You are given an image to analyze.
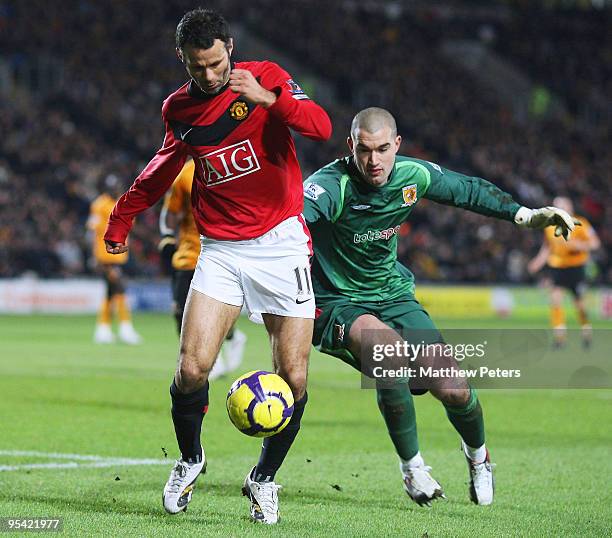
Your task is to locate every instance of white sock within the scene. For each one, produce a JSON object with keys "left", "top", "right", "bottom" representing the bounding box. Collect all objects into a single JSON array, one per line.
[
  {"left": 400, "top": 451, "right": 425, "bottom": 472},
  {"left": 463, "top": 441, "right": 487, "bottom": 464}
]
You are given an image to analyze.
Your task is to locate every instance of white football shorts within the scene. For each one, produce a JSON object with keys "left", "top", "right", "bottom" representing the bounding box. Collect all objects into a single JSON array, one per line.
[{"left": 190, "top": 215, "right": 315, "bottom": 323}]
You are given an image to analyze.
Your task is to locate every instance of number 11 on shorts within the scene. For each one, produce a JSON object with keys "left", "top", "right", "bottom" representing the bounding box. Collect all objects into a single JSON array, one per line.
[{"left": 294, "top": 266, "right": 312, "bottom": 304}]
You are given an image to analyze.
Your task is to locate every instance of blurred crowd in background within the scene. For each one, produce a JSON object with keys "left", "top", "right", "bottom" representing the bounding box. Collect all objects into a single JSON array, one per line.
[{"left": 1, "top": 0, "right": 609, "bottom": 283}]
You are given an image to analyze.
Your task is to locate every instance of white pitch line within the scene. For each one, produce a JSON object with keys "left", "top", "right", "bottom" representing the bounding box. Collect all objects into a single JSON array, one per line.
[
  {"left": 0, "top": 459, "right": 168, "bottom": 472},
  {"left": 0, "top": 450, "right": 168, "bottom": 472},
  {"left": 0, "top": 450, "right": 107, "bottom": 461}
]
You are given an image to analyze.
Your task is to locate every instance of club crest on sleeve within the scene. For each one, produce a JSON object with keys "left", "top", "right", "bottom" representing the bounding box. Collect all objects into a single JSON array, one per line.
[
  {"left": 304, "top": 182, "right": 326, "bottom": 200},
  {"left": 401, "top": 184, "right": 418, "bottom": 207},
  {"left": 229, "top": 101, "right": 249, "bottom": 121}
]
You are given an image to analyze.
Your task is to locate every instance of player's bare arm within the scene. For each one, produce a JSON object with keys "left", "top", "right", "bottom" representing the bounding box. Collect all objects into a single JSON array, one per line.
[{"left": 229, "top": 69, "right": 277, "bottom": 107}]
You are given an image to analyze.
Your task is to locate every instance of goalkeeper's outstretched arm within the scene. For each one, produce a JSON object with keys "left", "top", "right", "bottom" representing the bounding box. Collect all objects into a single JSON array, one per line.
[{"left": 423, "top": 166, "right": 580, "bottom": 240}]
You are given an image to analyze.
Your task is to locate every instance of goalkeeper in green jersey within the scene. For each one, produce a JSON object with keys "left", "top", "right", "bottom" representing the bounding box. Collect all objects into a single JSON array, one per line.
[{"left": 303, "top": 107, "right": 577, "bottom": 507}]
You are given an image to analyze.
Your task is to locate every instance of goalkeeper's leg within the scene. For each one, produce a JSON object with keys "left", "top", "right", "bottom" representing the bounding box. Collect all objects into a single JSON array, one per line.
[
  {"left": 376, "top": 384, "right": 444, "bottom": 505},
  {"left": 376, "top": 385, "right": 419, "bottom": 462},
  {"left": 347, "top": 314, "right": 444, "bottom": 505},
  {"left": 425, "top": 359, "right": 494, "bottom": 506}
]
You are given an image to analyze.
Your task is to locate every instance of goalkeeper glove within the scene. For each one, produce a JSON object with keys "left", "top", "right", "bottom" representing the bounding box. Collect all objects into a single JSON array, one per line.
[
  {"left": 514, "top": 206, "right": 581, "bottom": 240},
  {"left": 158, "top": 234, "right": 177, "bottom": 275}
]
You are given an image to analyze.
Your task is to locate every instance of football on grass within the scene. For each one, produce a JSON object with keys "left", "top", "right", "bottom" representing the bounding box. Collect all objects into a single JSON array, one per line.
[{"left": 226, "top": 370, "right": 294, "bottom": 437}]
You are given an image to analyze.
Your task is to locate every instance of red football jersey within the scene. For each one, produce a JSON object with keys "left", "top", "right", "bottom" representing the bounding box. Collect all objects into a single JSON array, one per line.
[{"left": 104, "top": 61, "right": 331, "bottom": 242}]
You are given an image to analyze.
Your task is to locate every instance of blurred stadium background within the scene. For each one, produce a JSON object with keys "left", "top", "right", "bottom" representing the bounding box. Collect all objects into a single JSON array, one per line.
[{"left": 0, "top": 0, "right": 610, "bottom": 321}]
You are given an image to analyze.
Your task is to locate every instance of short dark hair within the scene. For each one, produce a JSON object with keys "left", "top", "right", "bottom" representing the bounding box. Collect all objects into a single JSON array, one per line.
[
  {"left": 176, "top": 8, "right": 231, "bottom": 50},
  {"left": 351, "top": 107, "right": 397, "bottom": 139}
]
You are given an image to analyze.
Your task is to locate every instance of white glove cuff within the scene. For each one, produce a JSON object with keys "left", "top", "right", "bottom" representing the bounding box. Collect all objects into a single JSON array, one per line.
[{"left": 514, "top": 206, "right": 533, "bottom": 226}]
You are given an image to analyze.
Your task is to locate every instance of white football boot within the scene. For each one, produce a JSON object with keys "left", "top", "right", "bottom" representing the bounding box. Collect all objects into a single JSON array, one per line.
[
  {"left": 401, "top": 457, "right": 445, "bottom": 506},
  {"left": 242, "top": 467, "right": 282, "bottom": 524},
  {"left": 93, "top": 324, "right": 115, "bottom": 344},
  {"left": 162, "top": 453, "right": 206, "bottom": 514},
  {"left": 118, "top": 322, "right": 142, "bottom": 345},
  {"left": 224, "top": 329, "right": 247, "bottom": 371},
  {"left": 463, "top": 443, "right": 495, "bottom": 505}
]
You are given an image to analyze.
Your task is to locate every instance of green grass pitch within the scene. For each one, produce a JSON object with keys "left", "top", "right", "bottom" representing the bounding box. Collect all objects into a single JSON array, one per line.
[{"left": 0, "top": 313, "right": 610, "bottom": 537}]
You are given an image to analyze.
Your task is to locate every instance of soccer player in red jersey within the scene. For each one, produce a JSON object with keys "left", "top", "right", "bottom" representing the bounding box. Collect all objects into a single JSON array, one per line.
[{"left": 103, "top": 8, "right": 331, "bottom": 523}]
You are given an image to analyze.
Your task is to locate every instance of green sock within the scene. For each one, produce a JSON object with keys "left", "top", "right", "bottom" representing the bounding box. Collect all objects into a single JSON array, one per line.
[
  {"left": 376, "top": 385, "right": 419, "bottom": 460},
  {"left": 444, "top": 387, "right": 485, "bottom": 449}
]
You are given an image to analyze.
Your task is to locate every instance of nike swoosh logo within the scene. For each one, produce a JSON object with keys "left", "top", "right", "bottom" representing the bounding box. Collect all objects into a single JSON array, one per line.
[
  {"left": 295, "top": 297, "right": 312, "bottom": 304},
  {"left": 180, "top": 127, "right": 194, "bottom": 141},
  {"left": 351, "top": 205, "right": 371, "bottom": 210}
]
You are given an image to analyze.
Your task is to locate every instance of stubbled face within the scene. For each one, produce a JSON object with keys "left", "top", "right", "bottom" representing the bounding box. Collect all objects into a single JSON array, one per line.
[
  {"left": 348, "top": 126, "right": 401, "bottom": 187},
  {"left": 177, "top": 38, "right": 233, "bottom": 94}
]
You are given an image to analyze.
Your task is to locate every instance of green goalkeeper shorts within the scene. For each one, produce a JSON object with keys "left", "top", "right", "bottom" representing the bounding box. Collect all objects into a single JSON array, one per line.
[{"left": 313, "top": 294, "right": 442, "bottom": 373}]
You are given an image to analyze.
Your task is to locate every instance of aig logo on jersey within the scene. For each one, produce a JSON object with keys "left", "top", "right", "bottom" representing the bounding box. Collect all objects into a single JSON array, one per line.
[
  {"left": 199, "top": 140, "right": 261, "bottom": 186},
  {"left": 401, "top": 184, "right": 418, "bottom": 207}
]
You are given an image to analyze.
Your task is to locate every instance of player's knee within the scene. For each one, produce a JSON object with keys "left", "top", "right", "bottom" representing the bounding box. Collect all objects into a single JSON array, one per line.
[
  {"left": 176, "top": 359, "right": 209, "bottom": 392},
  {"left": 290, "top": 377, "right": 308, "bottom": 400},
  {"left": 278, "top": 368, "right": 307, "bottom": 400},
  {"left": 436, "top": 387, "right": 470, "bottom": 408}
]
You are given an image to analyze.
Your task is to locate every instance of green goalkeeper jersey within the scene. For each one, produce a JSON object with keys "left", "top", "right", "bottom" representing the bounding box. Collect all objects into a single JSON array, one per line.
[{"left": 303, "top": 155, "right": 521, "bottom": 303}]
